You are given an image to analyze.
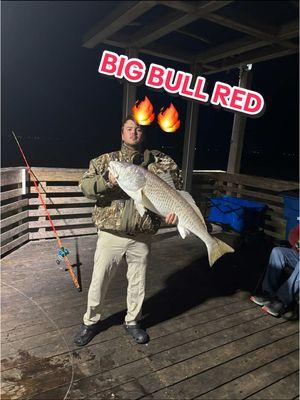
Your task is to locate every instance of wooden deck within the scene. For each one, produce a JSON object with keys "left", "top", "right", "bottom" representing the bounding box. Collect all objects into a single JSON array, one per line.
[{"left": 1, "top": 230, "right": 299, "bottom": 400}]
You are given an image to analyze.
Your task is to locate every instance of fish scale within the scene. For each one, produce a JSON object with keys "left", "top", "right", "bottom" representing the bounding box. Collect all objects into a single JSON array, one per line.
[
  {"left": 108, "top": 161, "right": 234, "bottom": 266},
  {"left": 143, "top": 170, "right": 200, "bottom": 234}
]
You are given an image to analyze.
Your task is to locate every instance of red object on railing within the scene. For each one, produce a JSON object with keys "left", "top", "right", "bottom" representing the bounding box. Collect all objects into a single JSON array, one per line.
[{"left": 11, "top": 131, "right": 81, "bottom": 292}]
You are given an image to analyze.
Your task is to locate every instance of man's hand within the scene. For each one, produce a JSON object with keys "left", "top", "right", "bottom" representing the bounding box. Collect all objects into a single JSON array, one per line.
[
  {"left": 108, "top": 172, "right": 118, "bottom": 187},
  {"left": 165, "top": 213, "right": 177, "bottom": 225}
]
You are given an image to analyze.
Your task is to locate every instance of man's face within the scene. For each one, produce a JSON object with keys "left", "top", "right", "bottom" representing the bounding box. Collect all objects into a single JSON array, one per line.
[{"left": 121, "top": 119, "right": 143, "bottom": 146}]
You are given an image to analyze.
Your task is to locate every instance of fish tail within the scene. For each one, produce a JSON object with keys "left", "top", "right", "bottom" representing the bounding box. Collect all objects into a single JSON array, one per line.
[{"left": 206, "top": 237, "right": 234, "bottom": 267}]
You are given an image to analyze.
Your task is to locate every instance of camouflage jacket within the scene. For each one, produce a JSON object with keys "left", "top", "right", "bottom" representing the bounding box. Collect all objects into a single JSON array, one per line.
[{"left": 79, "top": 142, "right": 183, "bottom": 235}]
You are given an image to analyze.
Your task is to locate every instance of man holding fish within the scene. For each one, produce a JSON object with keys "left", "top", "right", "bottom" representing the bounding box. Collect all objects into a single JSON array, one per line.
[
  {"left": 74, "top": 115, "right": 233, "bottom": 346},
  {"left": 74, "top": 115, "right": 182, "bottom": 345}
]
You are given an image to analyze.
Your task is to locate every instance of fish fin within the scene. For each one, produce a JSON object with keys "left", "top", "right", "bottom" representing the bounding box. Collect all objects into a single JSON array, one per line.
[
  {"left": 134, "top": 189, "right": 146, "bottom": 217},
  {"left": 135, "top": 202, "right": 146, "bottom": 217},
  {"left": 157, "top": 172, "right": 176, "bottom": 189},
  {"left": 206, "top": 238, "right": 234, "bottom": 267},
  {"left": 178, "top": 190, "right": 207, "bottom": 228},
  {"left": 177, "top": 224, "right": 190, "bottom": 239}
]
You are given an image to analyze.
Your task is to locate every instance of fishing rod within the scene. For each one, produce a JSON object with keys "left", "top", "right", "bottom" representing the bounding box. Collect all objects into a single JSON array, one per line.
[{"left": 12, "top": 131, "right": 81, "bottom": 292}]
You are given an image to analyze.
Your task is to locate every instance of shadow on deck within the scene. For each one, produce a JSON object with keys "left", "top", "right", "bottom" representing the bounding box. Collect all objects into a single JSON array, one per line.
[{"left": 1, "top": 230, "right": 299, "bottom": 399}]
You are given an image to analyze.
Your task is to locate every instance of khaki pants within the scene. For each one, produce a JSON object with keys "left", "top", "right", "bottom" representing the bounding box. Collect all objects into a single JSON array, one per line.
[{"left": 83, "top": 230, "right": 152, "bottom": 326}]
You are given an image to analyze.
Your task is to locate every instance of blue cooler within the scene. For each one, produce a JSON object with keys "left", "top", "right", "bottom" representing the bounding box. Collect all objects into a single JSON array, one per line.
[
  {"left": 208, "top": 195, "right": 266, "bottom": 233},
  {"left": 283, "top": 195, "right": 299, "bottom": 239}
]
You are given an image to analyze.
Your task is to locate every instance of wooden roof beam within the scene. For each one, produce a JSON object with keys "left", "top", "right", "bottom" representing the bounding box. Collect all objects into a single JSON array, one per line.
[
  {"left": 103, "top": 36, "right": 195, "bottom": 64},
  {"left": 99, "top": 15, "right": 298, "bottom": 55},
  {"left": 203, "top": 46, "right": 298, "bottom": 75},
  {"left": 130, "top": 1, "right": 233, "bottom": 48},
  {"left": 195, "top": 16, "right": 299, "bottom": 65},
  {"left": 278, "top": 19, "right": 299, "bottom": 40},
  {"left": 157, "top": 1, "right": 197, "bottom": 14},
  {"left": 139, "top": 42, "right": 195, "bottom": 64},
  {"left": 196, "top": 37, "right": 268, "bottom": 64},
  {"left": 176, "top": 29, "right": 212, "bottom": 44},
  {"left": 203, "top": 13, "right": 297, "bottom": 50},
  {"left": 160, "top": 1, "right": 297, "bottom": 50},
  {"left": 82, "top": 1, "right": 157, "bottom": 49}
]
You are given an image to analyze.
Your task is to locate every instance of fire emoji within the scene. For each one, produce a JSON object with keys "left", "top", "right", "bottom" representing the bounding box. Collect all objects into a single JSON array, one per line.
[
  {"left": 157, "top": 103, "right": 180, "bottom": 133},
  {"left": 132, "top": 96, "right": 155, "bottom": 125}
]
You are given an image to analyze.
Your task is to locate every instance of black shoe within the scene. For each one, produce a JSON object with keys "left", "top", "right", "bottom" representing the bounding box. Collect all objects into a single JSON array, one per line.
[
  {"left": 281, "top": 307, "right": 299, "bottom": 321},
  {"left": 262, "top": 299, "right": 288, "bottom": 317},
  {"left": 124, "top": 323, "right": 149, "bottom": 344},
  {"left": 250, "top": 293, "right": 272, "bottom": 307},
  {"left": 74, "top": 323, "right": 99, "bottom": 346}
]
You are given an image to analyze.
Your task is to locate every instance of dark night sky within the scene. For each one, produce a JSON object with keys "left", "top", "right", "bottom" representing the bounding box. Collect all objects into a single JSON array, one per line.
[{"left": 1, "top": 1, "right": 299, "bottom": 180}]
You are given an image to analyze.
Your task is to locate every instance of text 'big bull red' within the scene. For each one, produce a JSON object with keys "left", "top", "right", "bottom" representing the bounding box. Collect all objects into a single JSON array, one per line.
[{"left": 98, "top": 50, "right": 265, "bottom": 117}]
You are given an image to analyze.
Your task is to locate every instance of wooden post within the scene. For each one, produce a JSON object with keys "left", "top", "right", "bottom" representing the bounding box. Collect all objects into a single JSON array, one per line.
[
  {"left": 181, "top": 63, "right": 200, "bottom": 191},
  {"left": 227, "top": 65, "right": 253, "bottom": 173},
  {"left": 38, "top": 181, "right": 47, "bottom": 238},
  {"left": 122, "top": 48, "right": 138, "bottom": 121},
  {"left": 21, "top": 168, "right": 28, "bottom": 195}
]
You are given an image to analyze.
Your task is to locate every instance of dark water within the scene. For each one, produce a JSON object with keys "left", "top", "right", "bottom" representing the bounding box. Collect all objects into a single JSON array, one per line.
[
  {"left": 3, "top": 132, "right": 298, "bottom": 182},
  {"left": 196, "top": 149, "right": 298, "bottom": 181}
]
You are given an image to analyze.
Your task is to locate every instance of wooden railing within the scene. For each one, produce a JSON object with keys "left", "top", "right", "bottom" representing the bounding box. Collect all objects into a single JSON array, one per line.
[
  {"left": 192, "top": 171, "right": 299, "bottom": 239},
  {"left": 1, "top": 167, "right": 298, "bottom": 256},
  {"left": 1, "top": 168, "right": 29, "bottom": 255},
  {"left": 28, "top": 167, "right": 96, "bottom": 240}
]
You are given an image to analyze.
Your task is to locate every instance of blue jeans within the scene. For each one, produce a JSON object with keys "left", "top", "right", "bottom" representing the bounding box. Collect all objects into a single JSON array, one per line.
[{"left": 262, "top": 247, "right": 299, "bottom": 305}]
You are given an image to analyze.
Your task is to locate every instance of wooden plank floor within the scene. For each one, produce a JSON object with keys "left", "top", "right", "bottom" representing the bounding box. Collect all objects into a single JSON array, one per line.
[{"left": 1, "top": 230, "right": 299, "bottom": 400}]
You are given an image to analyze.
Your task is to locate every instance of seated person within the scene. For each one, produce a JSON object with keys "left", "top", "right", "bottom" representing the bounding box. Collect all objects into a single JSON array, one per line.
[{"left": 250, "top": 224, "right": 299, "bottom": 317}]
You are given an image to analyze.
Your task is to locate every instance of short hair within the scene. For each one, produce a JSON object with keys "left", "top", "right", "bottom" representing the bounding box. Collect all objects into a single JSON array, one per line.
[
  {"left": 121, "top": 114, "right": 145, "bottom": 144},
  {"left": 121, "top": 114, "right": 142, "bottom": 130}
]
